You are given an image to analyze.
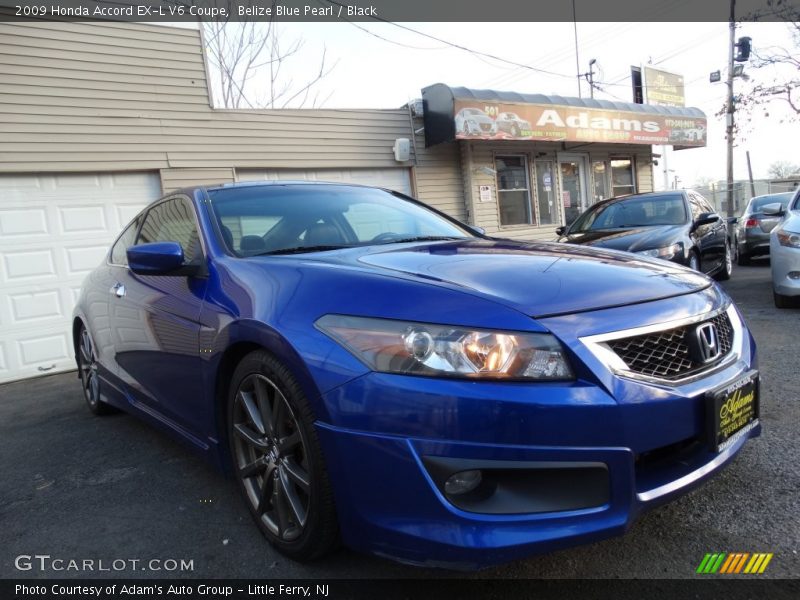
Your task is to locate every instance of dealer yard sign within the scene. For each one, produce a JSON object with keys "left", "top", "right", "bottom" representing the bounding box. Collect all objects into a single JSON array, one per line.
[{"left": 453, "top": 100, "right": 706, "bottom": 147}]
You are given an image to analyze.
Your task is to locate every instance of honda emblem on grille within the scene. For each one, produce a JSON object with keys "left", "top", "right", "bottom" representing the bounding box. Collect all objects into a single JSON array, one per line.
[{"left": 695, "top": 323, "right": 721, "bottom": 363}]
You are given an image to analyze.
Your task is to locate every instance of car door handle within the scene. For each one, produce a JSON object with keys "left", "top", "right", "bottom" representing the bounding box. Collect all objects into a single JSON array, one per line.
[{"left": 110, "top": 283, "right": 126, "bottom": 298}]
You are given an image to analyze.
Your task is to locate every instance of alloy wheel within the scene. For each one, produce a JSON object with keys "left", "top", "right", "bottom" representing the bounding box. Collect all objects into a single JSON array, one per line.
[
  {"left": 78, "top": 327, "right": 100, "bottom": 408},
  {"left": 725, "top": 245, "right": 732, "bottom": 274},
  {"left": 232, "top": 373, "right": 311, "bottom": 542}
]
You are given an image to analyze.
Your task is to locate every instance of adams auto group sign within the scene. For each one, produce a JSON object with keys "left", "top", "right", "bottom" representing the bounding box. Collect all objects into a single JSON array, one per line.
[{"left": 453, "top": 100, "right": 706, "bottom": 147}]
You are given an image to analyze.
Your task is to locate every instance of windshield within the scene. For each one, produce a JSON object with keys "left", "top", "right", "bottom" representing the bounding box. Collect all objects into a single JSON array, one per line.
[
  {"left": 569, "top": 194, "right": 688, "bottom": 232},
  {"left": 207, "top": 184, "right": 472, "bottom": 256}
]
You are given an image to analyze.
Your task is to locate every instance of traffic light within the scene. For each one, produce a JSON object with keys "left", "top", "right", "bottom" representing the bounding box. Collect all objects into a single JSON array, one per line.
[{"left": 735, "top": 37, "right": 752, "bottom": 62}]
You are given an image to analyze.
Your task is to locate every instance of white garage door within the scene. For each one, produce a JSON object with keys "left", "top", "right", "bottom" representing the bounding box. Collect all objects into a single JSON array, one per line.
[
  {"left": 236, "top": 168, "right": 413, "bottom": 196},
  {"left": 0, "top": 172, "right": 161, "bottom": 383}
]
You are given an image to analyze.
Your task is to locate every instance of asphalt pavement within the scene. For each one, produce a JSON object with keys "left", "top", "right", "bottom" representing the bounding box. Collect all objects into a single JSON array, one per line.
[{"left": 1, "top": 259, "right": 798, "bottom": 580}]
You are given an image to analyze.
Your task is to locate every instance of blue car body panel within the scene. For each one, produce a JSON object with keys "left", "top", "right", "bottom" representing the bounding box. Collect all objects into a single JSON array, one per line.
[{"left": 73, "top": 184, "right": 759, "bottom": 568}]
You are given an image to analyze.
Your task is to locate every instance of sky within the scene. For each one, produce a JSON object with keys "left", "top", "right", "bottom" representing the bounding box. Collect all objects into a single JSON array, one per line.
[{"left": 200, "top": 20, "right": 799, "bottom": 189}]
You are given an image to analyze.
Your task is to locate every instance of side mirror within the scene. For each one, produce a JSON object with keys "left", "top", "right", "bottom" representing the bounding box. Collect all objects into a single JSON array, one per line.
[
  {"left": 128, "top": 242, "right": 197, "bottom": 276},
  {"left": 469, "top": 225, "right": 486, "bottom": 236},
  {"left": 727, "top": 216, "right": 738, "bottom": 225},
  {"left": 761, "top": 203, "right": 785, "bottom": 216},
  {"left": 555, "top": 225, "right": 567, "bottom": 236},
  {"left": 692, "top": 212, "right": 720, "bottom": 230}
]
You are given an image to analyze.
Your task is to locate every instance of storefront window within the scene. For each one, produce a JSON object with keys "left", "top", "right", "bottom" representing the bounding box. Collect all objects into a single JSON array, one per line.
[
  {"left": 592, "top": 161, "right": 609, "bottom": 203},
  {"left": 495, "top": 155, "right": 533, "bottom": 226},
  {"left": 611, "top": 158, "right": 636, "bottom": 196},
  {"left": 535, "top": 161, "right": 556, "bottom": 225}
]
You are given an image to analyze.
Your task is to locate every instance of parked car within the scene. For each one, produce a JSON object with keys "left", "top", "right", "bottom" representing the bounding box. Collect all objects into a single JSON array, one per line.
[
  {"left": 73, "top": 182, "right": 759, "bottom": 568},
  {"left": 732, "top": 192, "right": 794, "bottom": 265},
  {"left": 495, "top": 111, "right": 531, "bottom": 137},
  {"left": 454, "top": 107, "right": 497, "bottom": 136},
  {"left": 556, "top": 190, "right": 732, "bottom": 281},
  {"left": 768, "top": 189, "right": 800, "bottom": 308}
]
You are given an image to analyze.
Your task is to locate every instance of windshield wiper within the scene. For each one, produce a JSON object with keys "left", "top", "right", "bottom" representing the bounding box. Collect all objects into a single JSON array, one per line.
[
  {"left": 376, "top": 235, "right": 465, "bottom": 245},
  {"left": 254, "top": 245, "right": 348, "bottom": 256}
]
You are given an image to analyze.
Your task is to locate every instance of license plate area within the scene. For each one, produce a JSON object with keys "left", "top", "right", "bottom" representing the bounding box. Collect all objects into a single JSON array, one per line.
[{"left": 707, "top": 370, "right": 759, "bottom": 453}]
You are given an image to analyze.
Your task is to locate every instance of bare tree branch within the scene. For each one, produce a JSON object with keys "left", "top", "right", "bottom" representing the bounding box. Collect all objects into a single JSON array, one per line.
[
  {"left": 733, "top": 0, "right": 800, "bottom": 129},
  {"left": 202, "top": 7, "right": 334, "bottom": 109}
]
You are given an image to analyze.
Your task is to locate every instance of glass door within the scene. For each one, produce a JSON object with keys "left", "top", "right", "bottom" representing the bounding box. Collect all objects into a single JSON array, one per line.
[
  {"left": 534, "top": 161, "right": 556, "bottom": 225},
  {"left": 558, "top": 155, "right": 589, "bottom": 226}
]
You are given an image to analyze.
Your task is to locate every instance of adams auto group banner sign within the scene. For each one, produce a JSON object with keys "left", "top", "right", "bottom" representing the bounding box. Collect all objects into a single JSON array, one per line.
[{"left": 453, "top": 100, "right": 707, "bottom": 147}]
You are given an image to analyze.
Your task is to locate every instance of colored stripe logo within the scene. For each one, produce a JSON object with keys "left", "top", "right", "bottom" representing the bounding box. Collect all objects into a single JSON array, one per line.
[{"left": 696, "top": 552, "right": 773, "bottom": 574}]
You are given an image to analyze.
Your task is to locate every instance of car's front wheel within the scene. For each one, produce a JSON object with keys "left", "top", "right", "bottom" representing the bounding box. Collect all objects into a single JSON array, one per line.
[
  {"left": 77, "top": 324, "right": 115, "bottom": 416},
  {"left": 688, "top": 251, "right": 700, "bottom": 272},
  {"left": 228, "top": 350, "right": 338, "bottom": 561},
  {"left": 714, "top": 243, "right": 732, "bottom": 281},
  {"left": 774, "top": 291, "right": 795, "bottom": 309}
]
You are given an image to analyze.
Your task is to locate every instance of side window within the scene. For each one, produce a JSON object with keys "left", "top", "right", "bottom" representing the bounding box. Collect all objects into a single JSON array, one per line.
[
  {"left": 137, "top": 197, "right": 201, "bottom": 263},
  {"left": 689, "top": 192, "right": 714, "bottom": 217},
  {"left": 688, "top": 195, "right": 704, "bottom": 220},
  {"left": 698, "top": 195, "right": 715, "bottom": 215},
  {"left": 110, "top": 217, "right": 141, "bottom": 266}
]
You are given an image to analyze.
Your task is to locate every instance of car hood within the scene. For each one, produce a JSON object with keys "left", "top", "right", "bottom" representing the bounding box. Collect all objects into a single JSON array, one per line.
[
  {"left": 349, "top": 239, "right": 709, "bottom": 318},
  {"left": 559, "top": 225, "right": 686, "bottom": 253}
]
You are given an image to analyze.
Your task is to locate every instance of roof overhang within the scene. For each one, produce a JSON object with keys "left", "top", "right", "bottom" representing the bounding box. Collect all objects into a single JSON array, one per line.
[{"left": 421, "top": 84, "right": 707, "bottom": 150}]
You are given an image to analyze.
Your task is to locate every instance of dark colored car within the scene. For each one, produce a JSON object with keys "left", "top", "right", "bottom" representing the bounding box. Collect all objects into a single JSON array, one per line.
[
  {"left": 557, "top": 190, "right": 732, "bottom": 281},
  {"left": 733, "top": 192, "right": 794, "bottom": 265},
  {"left": 73, "top": 182, "right": 759, "bottom": 568},
  {"left": 495, "top": 111, "right": 531, "bottom": 137}
]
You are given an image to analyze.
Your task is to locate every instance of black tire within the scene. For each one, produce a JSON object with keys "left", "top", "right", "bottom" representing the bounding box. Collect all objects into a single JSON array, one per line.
[
  {"left": 714, "top": 243, "right": 732, "bottom": 281},
  {"left": 77, "top": 324, "right": 115, "bottom": 416},
  {"left": 774, "top": 291, "right": 794, "bottom": 309},
  {"left": 736, "top": 245, "right": 750, "bottom": 266},
  {"left": 688, "top": 251, "right": 701, "bottom": 272},
  {"left": 228, "top": 350, "right": 338, "bottom": 561}
]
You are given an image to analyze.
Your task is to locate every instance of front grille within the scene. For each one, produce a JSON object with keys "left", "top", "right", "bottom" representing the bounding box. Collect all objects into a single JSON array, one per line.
[{"left": 607, "top": 312, "right": 734, "bottom": 381}]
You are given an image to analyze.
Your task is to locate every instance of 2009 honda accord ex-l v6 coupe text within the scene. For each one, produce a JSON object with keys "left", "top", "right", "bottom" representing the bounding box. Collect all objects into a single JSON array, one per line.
[{"left": 72, "top": 182, "right": 760, "bottom": 569}]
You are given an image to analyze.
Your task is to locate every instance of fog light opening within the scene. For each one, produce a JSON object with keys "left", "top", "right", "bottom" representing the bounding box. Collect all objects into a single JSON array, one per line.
[
  {"left": 444, "top": 470, "right": 483, "bottom": 496},
  {"left": 787, "top": 271, "right": 800, "bottom": 280}
]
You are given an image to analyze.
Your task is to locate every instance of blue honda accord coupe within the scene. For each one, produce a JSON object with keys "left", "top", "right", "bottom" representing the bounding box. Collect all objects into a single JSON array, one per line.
[{"left": 72, "top": 182, "right": 760, "bottom": 568}]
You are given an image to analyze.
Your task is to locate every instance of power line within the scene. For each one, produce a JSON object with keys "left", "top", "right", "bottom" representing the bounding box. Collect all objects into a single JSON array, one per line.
[{"left": 318, "top": 0, "right": 579, "bottom": 80}]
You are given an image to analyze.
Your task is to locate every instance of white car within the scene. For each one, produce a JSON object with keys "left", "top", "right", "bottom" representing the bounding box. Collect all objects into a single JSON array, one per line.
[
  {"left": 768, "top": 188, "right": 800, "bottom": 308},
  {"left": 455, "top": 107, "right": 497, "bottom": 136}
]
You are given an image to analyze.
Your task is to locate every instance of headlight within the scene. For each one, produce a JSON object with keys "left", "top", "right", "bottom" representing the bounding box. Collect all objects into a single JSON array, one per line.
[
  {"left": 316, "top": 315, "right": 574, "bottom": 380},
  {"left": 636, "top": 243, "right": 682, "bottom": 260},
  {"left": 776, "top": 227, "right": 800, "bottom": 248}
]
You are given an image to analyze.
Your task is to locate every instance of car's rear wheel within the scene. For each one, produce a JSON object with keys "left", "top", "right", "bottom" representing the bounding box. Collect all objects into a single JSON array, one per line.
[
  {"left": 510, "top": 124, "right": 520, "bottom": 137},
  {"left": 714, "top": 244, "right": 732, "bottom": 281},
  {"left": 77, "top": 324, "right": 114, "bottom": 416},
  {"left": 774, "top": 291, "right": 795, "bottom": 309},
  {"left": 228, "top": 350, "right": 338, "bottom": 561},
  {"left": 736, "top": 241, "right": 750, "bottom": 266}
]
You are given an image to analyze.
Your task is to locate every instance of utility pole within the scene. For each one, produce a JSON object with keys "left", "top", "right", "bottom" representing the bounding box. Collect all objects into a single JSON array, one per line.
[
  {"left": 588, "top": 59, "right": 597, "bottom": 99},
  {"left": 726, "top": 0, "right": 736, "bottom": 217},
  {"left": 746, "top": 150, "right": 756, "bottom": 198}
]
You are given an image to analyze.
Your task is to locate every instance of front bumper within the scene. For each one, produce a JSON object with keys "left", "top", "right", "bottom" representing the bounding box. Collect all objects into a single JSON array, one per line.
[
  {"left": 771, "top": 238, "right": 800, "bottom": 297},
  {"left": 315, "top": 295, "right": 759, "bottom": 568}
]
